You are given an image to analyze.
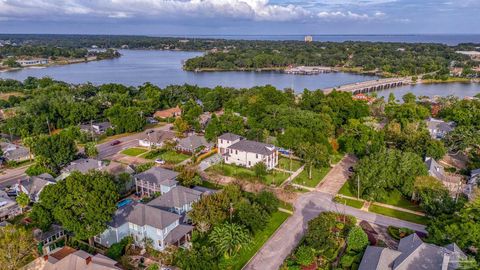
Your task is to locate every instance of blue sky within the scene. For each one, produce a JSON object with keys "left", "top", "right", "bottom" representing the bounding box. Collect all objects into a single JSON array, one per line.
[{"left": 0, "top": 0, "right": 479, "bottom": 35}]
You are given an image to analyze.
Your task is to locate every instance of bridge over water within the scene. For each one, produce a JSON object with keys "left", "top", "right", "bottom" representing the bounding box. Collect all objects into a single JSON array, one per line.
[{"left": 323, "top": 77, "right": 412, "bottom": 94}]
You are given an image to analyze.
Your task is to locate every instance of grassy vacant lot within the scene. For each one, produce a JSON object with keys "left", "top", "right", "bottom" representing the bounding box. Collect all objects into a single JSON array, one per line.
[
  {"left": 142, "top": 150, "right": 189, "bottom": 164},
  {"left": 222, "top": 211, "right": 290, "bottom": 270},
  {"left": 333, "top": 196, "right": 364, "bottom": 209},
  {"left": 207, "top": 163, "right": 290, "bottom": 186},
  {"left": 121, "top": 147, "right": 148, "bottom": 156},
  {"left": 338, "top": 182, "right": 421, "bottom": 212},
  {"left": 277, "top": 157, "right": 303, "bottom": 172},
  {"left": 368, "top": 205, "right": 428, "bottom": 225},
  {"left": 292, "top": 166, "right": 330, "bottom": 188}
]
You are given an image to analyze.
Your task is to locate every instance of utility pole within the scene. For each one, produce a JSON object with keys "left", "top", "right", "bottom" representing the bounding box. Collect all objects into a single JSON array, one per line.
[{"left": 357, "top": 175, "right": 360, "bottom": 200}]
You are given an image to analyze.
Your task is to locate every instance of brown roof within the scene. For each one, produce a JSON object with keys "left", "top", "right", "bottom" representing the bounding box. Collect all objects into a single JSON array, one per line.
[
  {"left": 154, "top": 106, "right": 182, "bottom": 118},
  {"left": 50, "top": 246, "right": 77, "bottom": 261}
]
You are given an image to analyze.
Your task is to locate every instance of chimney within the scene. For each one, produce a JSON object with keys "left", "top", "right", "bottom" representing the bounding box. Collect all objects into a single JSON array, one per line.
[
  {"left": 85, "top": 256, "right": 92, "bottom": 265},
  {"left": 43, "top": 255, "right": 48, "bottom": 261}
]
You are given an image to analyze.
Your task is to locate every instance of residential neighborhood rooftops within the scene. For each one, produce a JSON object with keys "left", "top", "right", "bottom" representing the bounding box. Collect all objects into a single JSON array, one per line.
[
  {"left": 219, "top": 132, "right": 243, "bottom": 141},
  {"left": 425, "top": 157, "right": 446, "bottom": 181},
  {"left": 135, "top": 167, "right": 179, "bottom": 187},
  {"left": 15, "top": 173, "right": 55, "bottom": 201},
  {"left": 359, "top": 233, "right": 466, "bottom": 270},
  {"left": 426, "top": 117, "right": 455, "bottom": 138},
  {"left": 164, "top": 223, "right": 194, "bottom": 244},
  {"left": 228, "top": 139, "right": 275, "bottom": 156},
  {"left": 62, "top": 158, "right": 104, "bottom": 174},
  {"left": 109, "top": 202, "right": 180, "bottom": 230},
  {"left": 23, "top": 246, "right": 121, "bottom": 270},
  {"left": 147, "top": 186, "right": 203, "bottom": 210},
  {"left": 176, "top": 134, "right": 213, "bottom": 152},
  {"left": 0, "top": 142, "right": 30, "bottom": 161}
]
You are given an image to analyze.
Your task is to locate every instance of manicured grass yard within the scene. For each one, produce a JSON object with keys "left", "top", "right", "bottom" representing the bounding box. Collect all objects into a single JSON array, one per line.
[
  {"left": 339, "top": 182, "right": 422, "bottom": 212},
  {"left": 142, "top": 150, "right": 189, "bottom": 164},
  {"left": 121, "top": 147, "right": 148, "bottom": 156},
  {"left": 333, "top": 196, "right": 364, "bottom": 209},
  {"left": 338, "top": 181, "right": 357, "bottom": 197},
  {"left": 376, "top": 189, "right": 422, "bottom": 212},
  {"left": 222, "top": 211, "right": 291, "bottom": 270},
  {"left": 368, "top": 205, "right": 428, "bottom": 225},
  {"left": 207, "top": 163, "right": 290, "bottom": 186},
  {"left": 277, "top": 157, "right": 303, "bottom": 172},
  {"left": 292, "top": 166, "right": 331, "bottom": 187}
]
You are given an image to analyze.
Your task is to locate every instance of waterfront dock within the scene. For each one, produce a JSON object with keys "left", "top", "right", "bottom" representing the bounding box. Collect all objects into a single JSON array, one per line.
[{"left": 284, "top": 66, "right": 333, "bottom": 75}]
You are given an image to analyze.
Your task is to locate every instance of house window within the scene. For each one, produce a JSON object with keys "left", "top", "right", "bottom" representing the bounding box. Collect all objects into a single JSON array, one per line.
[
  {"left": 236, "top": 150, "right": 238, "bottom": 154},
  {"left": 221, "top": 139, "right": 223, "bottom": 144},
  {"left": 256, "top": 154, "right": 258, "bottom": 159},
  {"left": 248, "top": 161, "right": 251, "bottom": 166}
]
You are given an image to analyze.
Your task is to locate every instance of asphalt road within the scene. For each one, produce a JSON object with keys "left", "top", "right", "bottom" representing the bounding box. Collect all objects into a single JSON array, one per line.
[
  {"left": 244, "top": 191, "right": 427, "bottom": 270},
  {"left": 0, "top": 124, "right": 172, "bottom": 189}
]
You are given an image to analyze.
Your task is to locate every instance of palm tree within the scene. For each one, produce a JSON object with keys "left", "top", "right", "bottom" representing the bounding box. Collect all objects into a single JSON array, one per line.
[{"left": 208, "top": 223, "right": 251, "bottom": 258}]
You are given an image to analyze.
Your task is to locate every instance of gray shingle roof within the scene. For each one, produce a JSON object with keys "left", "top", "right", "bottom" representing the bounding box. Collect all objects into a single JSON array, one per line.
[
  {"left": 177, "top": 135, "right": 212, "bottom": 151},
  {"left": 135, "top": 167, "right": 178, "bottom": 186},
  {"left": 425, "top": 157, "right": 446, "bottom": 181},
  {"left": 426, "top": 118, "right": 455, "bottom": 134},
  {"left": 228, "top": 139, "right": 275, "bottom": 156},
  {"left": 22, "top": 174, "right": 55, "bottom": 198},
  {"left": 218, "top": 133, "right": 242, "bottom": 141},
  {"left": 109, "top": 202, "right": 180, "bottom": 230},
  {"left": 359, "top": 246, "right": 401, "bottom": 270},
  {"left": 147, "top": 186, "right": 202, "bottom": 210},
  {"left": 0, "top": 142, "right": 29, "bottom": 161},
  {"left": 62, "top": 159, "right": 104, "bottom": 174},
  {"left": 164, "top": 224, "right": 193, "bottom": 244},
  {"left": 360, "top": 233, "right": 467, "bottom": 270}
]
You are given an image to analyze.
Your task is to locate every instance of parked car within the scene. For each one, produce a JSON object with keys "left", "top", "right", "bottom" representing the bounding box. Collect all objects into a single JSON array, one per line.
[
  {"left": 155, "top": 159, "right": 166, "bottom": 165},
  {"left": 110, "top": 140, "right": 121, "bottom": 146},
  {"left": 348, "top": 166, "right": 355, "bottom": 173}
]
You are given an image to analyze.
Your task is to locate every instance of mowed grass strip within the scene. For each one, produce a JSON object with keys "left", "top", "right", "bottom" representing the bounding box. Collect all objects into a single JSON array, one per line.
[
  {"left": 222, "top": 211, "right": 291, "bottom": 270},
  {"left": 368, "top": 204, "right": 428, "bottom": 225},
  {"left": 121, "top": 147, "right": 148, "bottom": 156},
  {"left": 292, "top": 166, "right": 331, "bottom": 187},
  {"left": 333, "top": 196, "right": 364, "bottom": 209}
]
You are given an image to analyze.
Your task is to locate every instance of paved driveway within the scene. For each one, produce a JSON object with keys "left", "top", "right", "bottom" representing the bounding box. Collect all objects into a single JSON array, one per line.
[
  {"left": 316, "top": 154, "right": 357, "bottom": 194},
  {"left": 244, "top": 191, "right": 426, "bottom": 270}
]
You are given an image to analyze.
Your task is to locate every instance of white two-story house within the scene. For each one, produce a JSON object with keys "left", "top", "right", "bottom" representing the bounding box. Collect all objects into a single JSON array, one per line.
[
  {"left": 218, "top": 133, "right": 278, "bottom": 170},
  {"left": 95, "top": 202, "right": 193, "bottom": 251},
  {"left": 135, "top": 167, "right": 179, "bottom": 197}
]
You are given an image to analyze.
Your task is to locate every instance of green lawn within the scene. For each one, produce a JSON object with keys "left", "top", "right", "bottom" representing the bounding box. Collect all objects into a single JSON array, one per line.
[
  {"left": 339, "top": 182, "right": 423, "bottom": 212},
  {"left": 338, "top": 181, "right": 357, "bottom": 198},
  {"left": 331, "top": 153, "right": 345, "bottom": 164},
  {"left": 376, "top": 190, "right": 422, "bottom": 212},
  {"left": 121, "top": 147, "right": 148, "bottom": 156},
  {"left": 333, "top": 196, "right": 364, "bottom": 209},
  {"left": 292, "top": 166, "right": 331, "bottom": 188},
  {"left": 142, "top": 150, "right": 189, "bottom": 164},
  {"left": 207, "top": 163, "right": 290, "bottom": 186},
  {"left": 368, "top": 205, "right": 428, "bottom": 225},
  {"left": 279, "top": 201, "right": 294, "bottom": 212},
  {"left": 222, "top": 211, "right": 291, "bottom": 269},
  {"left": 277, "top": 157, "right": 303, "bottom": 172}
]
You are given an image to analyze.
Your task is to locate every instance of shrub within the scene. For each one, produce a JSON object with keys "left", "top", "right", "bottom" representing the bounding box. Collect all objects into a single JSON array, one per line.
[
  {"left": 106, "top": 236, "right": 133, "bottom": 260},
  {"left": 347, "top": 226, "right": 369, "bottom": 252},
  {"left": 340, "top": 254, "right": 355, "bottom": 268},
  {"left": 254, "top": 190, "right": 280, "bottom": 214},
  {"left": 25, "top": 163, "right": 54, "bottom": 177},
  {"left": 294, "top": 245, "right": 316, "bottom": 266}
]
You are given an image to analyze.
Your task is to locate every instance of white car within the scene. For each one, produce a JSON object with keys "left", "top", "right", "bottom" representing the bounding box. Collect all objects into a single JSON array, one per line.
[{"left": 155, "top": 159, "right": 166, "bottom": 165}]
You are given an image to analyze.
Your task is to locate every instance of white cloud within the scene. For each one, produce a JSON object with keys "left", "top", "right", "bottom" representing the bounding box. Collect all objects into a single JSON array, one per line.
[
  {"left": 0, "top": 0, "right": 312, "bottom": 21},
  {"left": 317, "top": 10, "right": 385, "bottom": 21}
]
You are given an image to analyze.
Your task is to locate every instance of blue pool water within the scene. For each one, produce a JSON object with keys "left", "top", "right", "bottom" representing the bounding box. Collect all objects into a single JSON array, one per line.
[{"left": 117, "top": 198, "right": 133, "bottom": 208}]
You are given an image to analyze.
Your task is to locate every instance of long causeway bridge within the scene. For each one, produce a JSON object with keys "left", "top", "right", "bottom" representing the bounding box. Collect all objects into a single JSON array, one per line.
[{"left": 323, "top": 77, "right": 412, "bottom": 94}]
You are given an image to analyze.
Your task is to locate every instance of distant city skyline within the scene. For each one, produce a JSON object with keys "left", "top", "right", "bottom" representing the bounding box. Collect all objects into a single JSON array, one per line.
[{"left": 0, "top": 0, "right": 479, "bottom": 35}]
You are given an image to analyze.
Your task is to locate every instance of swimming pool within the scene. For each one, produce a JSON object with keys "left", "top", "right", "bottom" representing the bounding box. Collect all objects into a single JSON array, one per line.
[{"left": 117, "top": 198, "right": 133, "bottom": 208}]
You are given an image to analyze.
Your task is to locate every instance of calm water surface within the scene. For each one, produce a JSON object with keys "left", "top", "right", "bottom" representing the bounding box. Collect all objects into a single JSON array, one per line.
[{"left": 1, "top": 50, "right": 479, "bottom": 98}]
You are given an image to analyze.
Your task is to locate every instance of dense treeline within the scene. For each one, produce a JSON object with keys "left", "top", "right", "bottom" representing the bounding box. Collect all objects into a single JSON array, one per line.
[
  {"left": 184, "top": 42, "right": 471, "bottom": 76},
  {"left": 1, "top": 34, "right": 478, "bottom": 76},
  {"left": 0, "top": 45, "right": 88, "bottom": 59}
]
